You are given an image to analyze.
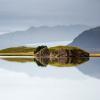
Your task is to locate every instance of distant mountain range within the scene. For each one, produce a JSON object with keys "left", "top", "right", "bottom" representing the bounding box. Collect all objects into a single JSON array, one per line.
[
  {"left": 0, "top": 25, "right": 89, "bottom": 49},
  {"left": 69, "top": 26, "right": 100, "bottom": 52}
]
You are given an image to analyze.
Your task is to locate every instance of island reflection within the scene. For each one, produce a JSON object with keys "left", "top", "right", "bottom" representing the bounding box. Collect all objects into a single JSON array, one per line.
[{"left": 1, "top": 57, "right": 89, "bottom": 67}]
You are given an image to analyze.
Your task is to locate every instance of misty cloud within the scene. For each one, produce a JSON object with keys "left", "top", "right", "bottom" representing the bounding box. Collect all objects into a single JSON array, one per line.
[{"left": 0, "top": 0, "right": 100, "bottom": 28}]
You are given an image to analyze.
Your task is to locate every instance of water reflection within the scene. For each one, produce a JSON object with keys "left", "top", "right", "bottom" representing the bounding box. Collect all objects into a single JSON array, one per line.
[
  {"left": 1, "top": 57, "right": 89, "bottom": 67},
  {"left": 1, "top": 58, "right": 34, "bottom": 63},
  {"left": 34, "top": 57, "right": 89, "bottom": 67},
  {"left": 77, "top": 58, "right": 100, "bottom": 79},
  {"left": 0, "top": 57, "right": 100, "bottom": 79}
]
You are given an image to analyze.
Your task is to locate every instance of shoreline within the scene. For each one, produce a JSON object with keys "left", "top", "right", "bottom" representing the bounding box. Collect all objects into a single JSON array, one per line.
[
  {"left": 0, "top": 53, "right": 100, "bottom": 58},
  {"left": 0, "top": 52, "right": 34, "bottom": 56},
  {"left": 89, "top": 54, "right": 100, "bottom": 57}
]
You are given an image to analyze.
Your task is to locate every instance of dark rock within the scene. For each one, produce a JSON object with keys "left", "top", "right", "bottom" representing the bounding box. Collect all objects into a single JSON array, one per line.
[{"left": 35, "top": 46, "right": 50, "bottom": 57}]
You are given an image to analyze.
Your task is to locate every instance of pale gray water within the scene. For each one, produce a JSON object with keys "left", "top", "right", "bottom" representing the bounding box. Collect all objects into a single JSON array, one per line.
[{"left": 0, "top": 57, "right": 100, "bottom": 100}]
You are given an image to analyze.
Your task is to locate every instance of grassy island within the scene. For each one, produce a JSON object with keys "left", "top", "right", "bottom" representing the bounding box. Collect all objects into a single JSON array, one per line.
[{"left": 0, "top": 45, "right": 89, "bottom": 57}]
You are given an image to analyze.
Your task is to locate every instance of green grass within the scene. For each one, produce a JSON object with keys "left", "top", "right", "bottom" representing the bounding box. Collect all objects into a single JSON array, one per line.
[
  {"left": 49, "top": 45, "right": 84, "bottom": 51},
  {"left": 0, "top": 45, "right": 86, "bottom": 53},
  {"left": 0, "top": 46, "right": 35, "bottom": 53}
]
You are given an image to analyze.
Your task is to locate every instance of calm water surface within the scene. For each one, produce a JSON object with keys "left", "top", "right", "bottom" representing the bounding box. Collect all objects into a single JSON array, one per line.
[{"left": 0, "top": 57, "right": 100, "bottom": 100}]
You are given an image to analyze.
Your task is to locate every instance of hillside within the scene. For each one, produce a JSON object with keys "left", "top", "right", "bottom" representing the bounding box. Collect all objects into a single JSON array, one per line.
[
  {"left": 69, "top": 26, "right": 100, "bottom": 52},
  {"left": 0, "top": 46, "right": 35, "bottom": 53},
  {"left": 0, "top": 25, "right": 89, "bottom": 49},
  {"left": 0, "top": 46, "right": 35, "bottom": 56}
]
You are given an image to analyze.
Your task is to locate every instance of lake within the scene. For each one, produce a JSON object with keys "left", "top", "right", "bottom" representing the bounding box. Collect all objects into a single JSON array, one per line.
[{"left": 0, "top": 57, "right": 100, "bottom": 100}]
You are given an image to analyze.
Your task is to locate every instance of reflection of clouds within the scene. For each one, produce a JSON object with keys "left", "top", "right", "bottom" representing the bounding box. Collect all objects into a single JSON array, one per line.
[
  {"left": 1, "top": 57, "right": 99, "bottom": 80},
  {"left": 0, "top": 59, "right": 87, "bottom": 80}
]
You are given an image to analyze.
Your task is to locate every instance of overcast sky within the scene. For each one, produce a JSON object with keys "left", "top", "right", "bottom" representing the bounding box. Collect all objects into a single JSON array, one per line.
[{"left": 0, "top": 0, "right": 100, "bottom": 30}]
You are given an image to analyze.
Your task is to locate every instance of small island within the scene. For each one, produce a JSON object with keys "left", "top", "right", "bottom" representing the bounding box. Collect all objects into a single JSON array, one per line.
[
  {"left": 34, "top": 45, "right": 89, "bottom": 58},
  {"left": 0, "top": 45, "right": 89, "bottom": 57},
  {"left": 0, "top": 46, "right": 90, "bottom": 67}
]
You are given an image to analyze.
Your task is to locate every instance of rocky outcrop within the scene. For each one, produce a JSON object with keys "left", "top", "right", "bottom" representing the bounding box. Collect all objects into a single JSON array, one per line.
[
  {"left": 49, "top": 48, "right": 68, "bottom": 57},
  {"left": 34, "top": 45, "right": 89, "bottom": 58},
  {"left": 34, "top": 46, "right": 50, "bottom": 57},
  {"left": 69, "top": 49, "right": 89, "bottom": 57},
  {"left": 49, "top": 46, "right": 89, "bottom": 57}
]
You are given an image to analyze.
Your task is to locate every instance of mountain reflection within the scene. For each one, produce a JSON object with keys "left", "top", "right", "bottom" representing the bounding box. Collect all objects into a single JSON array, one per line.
[{"left": 1, "top": 57, "right": 89, "bottom": 67}]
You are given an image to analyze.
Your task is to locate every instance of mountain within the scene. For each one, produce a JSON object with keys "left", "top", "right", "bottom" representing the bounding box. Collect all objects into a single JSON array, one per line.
[
  {"left": 77, "top": 58, "right": 100, "bottom": 79},
  {"left": 0, "top": 25, "right": 89, "bottom": 49},
  {"left": 69, "top": 26, "right": 100, "bottom": 52}
]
